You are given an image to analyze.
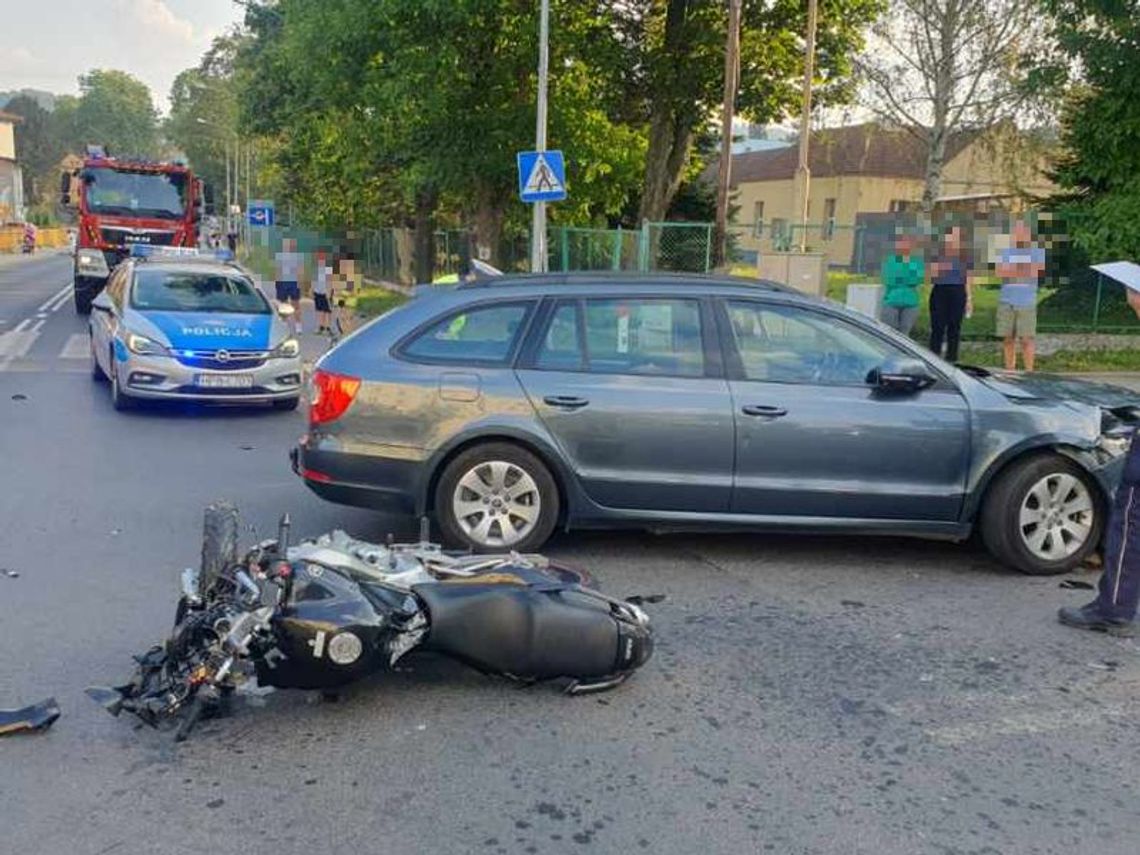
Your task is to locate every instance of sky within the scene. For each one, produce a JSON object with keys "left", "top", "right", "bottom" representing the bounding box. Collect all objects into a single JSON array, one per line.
[{"left": 0, "top": 0, "right": 245, "bottom": 114}]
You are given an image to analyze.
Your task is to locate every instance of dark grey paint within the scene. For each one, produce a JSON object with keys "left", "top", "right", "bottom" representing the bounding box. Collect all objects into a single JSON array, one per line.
[{"left": 307, "top": 275, "right": 1135, "bottom": 539}]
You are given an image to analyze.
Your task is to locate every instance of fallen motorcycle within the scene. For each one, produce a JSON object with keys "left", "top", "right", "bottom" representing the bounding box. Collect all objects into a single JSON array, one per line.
[{"left": 87, "top": 503, "right": 656, "bottom": 740}]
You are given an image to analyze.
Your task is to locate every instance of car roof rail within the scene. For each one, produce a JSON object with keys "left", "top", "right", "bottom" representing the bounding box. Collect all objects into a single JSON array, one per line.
[{"left": 455, "top": 270, "right": 793, "bottom": 292}]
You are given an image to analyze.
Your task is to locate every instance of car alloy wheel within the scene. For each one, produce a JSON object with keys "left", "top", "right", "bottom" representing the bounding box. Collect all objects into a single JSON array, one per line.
[
  {"left": 1018, "top": 473, "right": 1095, "bottom": 561},
  {"left": 451, "top": 460, "right": 541, "bottom": 548}
]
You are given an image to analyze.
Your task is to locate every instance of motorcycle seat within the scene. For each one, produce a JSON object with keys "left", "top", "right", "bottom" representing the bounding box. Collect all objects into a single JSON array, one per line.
[{"left": 413, "top": 583, "right": 619, "bottom": 681}]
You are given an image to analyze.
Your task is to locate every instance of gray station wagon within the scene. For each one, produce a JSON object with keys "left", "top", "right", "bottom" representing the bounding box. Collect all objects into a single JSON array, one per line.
[{"left": 291, "top": 273, "right": 1138, "bottom": 575}]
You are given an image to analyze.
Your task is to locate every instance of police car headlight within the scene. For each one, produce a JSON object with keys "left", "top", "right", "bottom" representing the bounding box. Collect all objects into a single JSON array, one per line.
[
  {"left": 77, "top": 250, "right": 109, "bottom": 277},
  {"left": 271, "top": 338, "right": 300, "bottom": 359},
  {"left": 126, "top": 333, "right": 169, "bottom": 357}
]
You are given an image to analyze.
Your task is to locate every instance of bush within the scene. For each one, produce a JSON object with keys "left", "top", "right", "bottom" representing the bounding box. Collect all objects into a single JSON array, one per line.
[{"left": 353, "top": 290, "right": 406, "bottom": 318}]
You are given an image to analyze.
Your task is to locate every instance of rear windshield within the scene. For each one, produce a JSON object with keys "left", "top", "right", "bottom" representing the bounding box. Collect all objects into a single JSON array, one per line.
[{"left": 131, "top": 269, "right": 270, "bottom": 314}]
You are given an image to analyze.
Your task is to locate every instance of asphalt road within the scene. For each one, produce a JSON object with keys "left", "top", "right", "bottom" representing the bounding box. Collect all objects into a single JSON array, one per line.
[{"left": 2, "top": 251, "right": 1139, "bottom": 855}]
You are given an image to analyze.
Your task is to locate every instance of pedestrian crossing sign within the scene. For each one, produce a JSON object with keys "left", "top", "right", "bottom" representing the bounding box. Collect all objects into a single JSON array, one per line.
[{"left": 517, "top": 150, "right": 567, "bottom": 203}]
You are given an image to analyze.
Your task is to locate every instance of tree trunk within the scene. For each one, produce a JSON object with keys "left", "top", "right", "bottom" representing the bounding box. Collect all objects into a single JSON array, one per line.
[
  {"left": 638, "top": 0, "right": 696, "bottom": 223},
  {"left": 413, "top": 184, "right": 437, "bottom": 284},
  {"left": 472, "top": 193, "right": 503, "bottom": 267},
  {"left": 921, "top": 130, "right": 947, "bottom": 216}
]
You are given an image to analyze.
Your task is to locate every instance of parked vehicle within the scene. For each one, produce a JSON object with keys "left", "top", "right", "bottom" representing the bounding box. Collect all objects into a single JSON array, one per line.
[
  {"left": 61, "top": 145, "right": 203, "bottom": 314},
  {"left": 89, "top": 246, "right": 302, "bottom": 411},
  {"left": 292, "top": 273, "right": 1139, "bottom": 575},
  {"left": 86, "top": 503, "right": 655, "bottom": 740}
]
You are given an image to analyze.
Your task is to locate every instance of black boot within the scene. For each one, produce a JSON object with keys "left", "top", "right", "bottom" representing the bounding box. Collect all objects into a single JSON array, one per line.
[{"left": 1058, "top": 603, "right": 1136, "bottom": 637}]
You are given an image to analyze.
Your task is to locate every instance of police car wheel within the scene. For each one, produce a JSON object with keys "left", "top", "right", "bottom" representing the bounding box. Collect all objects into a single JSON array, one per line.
[
  {"left": 272, "top": 397, "right": 300, "bottom": 412},
  {"left": 109, "top": 359, "right": 134, "bottom": 411}
]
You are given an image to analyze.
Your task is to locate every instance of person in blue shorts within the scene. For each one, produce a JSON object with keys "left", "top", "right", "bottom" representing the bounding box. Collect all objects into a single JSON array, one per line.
[{"left": 274, "top": 238, "right": 303, "bottom": 333}]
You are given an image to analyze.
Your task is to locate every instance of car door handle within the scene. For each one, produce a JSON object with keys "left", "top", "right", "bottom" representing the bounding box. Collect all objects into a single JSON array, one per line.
[
  {"left": 741, "top": 404, "right": 787, "bottom": 418},
  {"left": 543, "top": 395, "right": 590, "bottom": 410}
]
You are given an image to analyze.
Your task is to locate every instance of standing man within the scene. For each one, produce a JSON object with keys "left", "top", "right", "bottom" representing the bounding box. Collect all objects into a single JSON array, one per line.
[
  {"left": 274, "top": 237, "right": 303, "bottom": 334},
  {"left": 995, "top": 220, "right": 1045, "bottom": 371},
  {"left": 1059, "top": 284, "right": 1140, "bottom": 637}
]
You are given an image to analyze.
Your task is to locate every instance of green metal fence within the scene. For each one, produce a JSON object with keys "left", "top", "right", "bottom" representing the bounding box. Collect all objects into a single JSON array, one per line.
[{"left": 548, "top": 222, "right": 714, "bottom": 274}]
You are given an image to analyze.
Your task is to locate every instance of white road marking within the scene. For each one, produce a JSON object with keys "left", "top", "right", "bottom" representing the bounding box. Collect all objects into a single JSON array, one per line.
[
  {"left": 59, "top": 333, "right": 90, "bottom": 360},
  {"left": 13, "top": 318, "right": 30, "bottom": 333},
  {"left": 46, "top": 285, "right": 73, "bottom": 313},
  {"left": 38, "top": 283, "right": 71, "bottom": 313}
]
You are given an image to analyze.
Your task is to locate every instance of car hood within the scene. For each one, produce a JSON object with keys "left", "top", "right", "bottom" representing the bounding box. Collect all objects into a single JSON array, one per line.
[
  {"left": 130, "top": 311, "right": 277, "bottom": 351},
  {"left": 959, "top": 365, "right": 1140, "bottom": 412}
]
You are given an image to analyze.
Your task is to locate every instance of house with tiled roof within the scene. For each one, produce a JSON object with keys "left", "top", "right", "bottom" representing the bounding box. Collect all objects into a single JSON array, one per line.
[{"left": 724, "top": 123, "right": 1054, "bottom": 268}]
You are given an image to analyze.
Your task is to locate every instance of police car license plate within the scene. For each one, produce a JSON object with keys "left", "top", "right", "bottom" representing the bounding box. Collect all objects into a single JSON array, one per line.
[{"left": 196, "top": 374, "right": 254, "bottom": 389}]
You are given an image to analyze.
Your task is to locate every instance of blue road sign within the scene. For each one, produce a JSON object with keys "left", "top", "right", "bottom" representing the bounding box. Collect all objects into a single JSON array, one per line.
[
  {"left": 517, "top": 150, "right": 567, "bottom": 203},
  {"left": 248, "top": 199, "right": 275, "bottom": 227}
]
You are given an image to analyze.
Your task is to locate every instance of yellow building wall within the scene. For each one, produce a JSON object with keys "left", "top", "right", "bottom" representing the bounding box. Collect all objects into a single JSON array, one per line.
[
  {"left": 0, "top": 122, "right": 15, "bottom": 160},
  {"left": 941, "top": 137, "right": 1055, "bottom": 200},
  {"left": 732, "top": 174, "right": 922, "bottom": 267}
]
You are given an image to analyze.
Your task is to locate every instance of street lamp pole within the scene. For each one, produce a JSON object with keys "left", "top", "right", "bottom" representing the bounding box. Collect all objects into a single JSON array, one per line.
[
  {"left": 530, "top": 0, "right": 550, "bottom": 273},
  {"left": 792, "top": 0, "right": 818, "bottom": 252}
]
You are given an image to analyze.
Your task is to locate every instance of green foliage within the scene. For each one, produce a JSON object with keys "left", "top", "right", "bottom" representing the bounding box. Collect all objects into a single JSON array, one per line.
[
  {"left": 165, "top": 35, "right": 244, "bottom": 206},
  {"left": 74, "top": 70, "right": 159, "bottom": 158},
  {"left": 1041, "top": 1, "right": 1140, "bottom": 261},
  {"left": 4, "top": 95, "right": 61, "bottom": 206}
]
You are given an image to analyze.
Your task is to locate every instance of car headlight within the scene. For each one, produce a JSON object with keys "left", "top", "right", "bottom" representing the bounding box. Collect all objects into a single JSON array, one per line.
[
  {"left": 76, "top": 250, "right": 109, "bottom": 277},
  {"left": 271, "top": 337, "right": 300, "bottom": 359},
  {"left": 1097, "top": 433, "right": 1133, "bottom": 459},
  {"left": 126, "top": 332, "right": 169, "bottom": 356}
]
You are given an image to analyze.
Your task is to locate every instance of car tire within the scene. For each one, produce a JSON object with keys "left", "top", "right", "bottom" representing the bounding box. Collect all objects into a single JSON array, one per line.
[
  {"left": 272, "top": 396, "right": 300, "bottom": 412},
  {"left": 980, "top": 454, "right": 1103, "bottom": 575},
  {"left": 435, "top": 442, "right": 560, "bottom": 554},
  {"left": 109, "top": 355, "right": 133, "bottom": 411}
]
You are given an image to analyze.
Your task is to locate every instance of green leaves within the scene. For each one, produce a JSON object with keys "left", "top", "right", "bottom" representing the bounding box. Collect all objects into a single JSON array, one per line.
[
  {"left": 75, "top": 70, "right": 159, "bottom": 158},
  {"left": 1042, "top": 1, "right": 1140, "bottom": 261}
]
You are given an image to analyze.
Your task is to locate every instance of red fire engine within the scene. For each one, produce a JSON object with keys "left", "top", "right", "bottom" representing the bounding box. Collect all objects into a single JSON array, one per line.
[{"left": 62, "top": 145, "right": 203, "bottom": 313}]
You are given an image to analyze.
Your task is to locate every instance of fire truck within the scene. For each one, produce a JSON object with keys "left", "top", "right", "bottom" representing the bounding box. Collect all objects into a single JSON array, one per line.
[{"left": 62, "top": 146, "right": 204, "bottom": 314}]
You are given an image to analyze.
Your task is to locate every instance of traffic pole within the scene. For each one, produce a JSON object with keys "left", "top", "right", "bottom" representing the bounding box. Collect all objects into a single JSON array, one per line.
[
  {"left": 530, "top": 0, "right": 550, "bottom": 273},
  {"left": 792, "top": 0, "right": 818, "bottom": 252},
  {"left": 714, "top": 0, "right": 742, "bottom": 269}
]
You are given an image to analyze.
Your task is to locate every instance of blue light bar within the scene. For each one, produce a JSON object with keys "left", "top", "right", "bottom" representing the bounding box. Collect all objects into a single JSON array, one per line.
[{"left": 128, "top": 245, "right": 235, "bottom": 262}]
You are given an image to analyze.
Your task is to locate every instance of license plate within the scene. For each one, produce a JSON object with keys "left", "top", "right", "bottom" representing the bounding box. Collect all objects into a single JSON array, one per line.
[{"left": 196, "top": 374, "right": 254, "bottom": 389}]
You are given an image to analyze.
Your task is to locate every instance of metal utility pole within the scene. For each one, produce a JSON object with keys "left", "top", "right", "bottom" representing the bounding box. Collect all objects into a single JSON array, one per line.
[
  {"left": 792, "top": 0, "right": 819, "bottom": 252},
  {"left": 530, "top": 0, "right": 551, "bottom": 273},
  {"left": 714, "top": 0, "right": 743, "bottom": 269}
]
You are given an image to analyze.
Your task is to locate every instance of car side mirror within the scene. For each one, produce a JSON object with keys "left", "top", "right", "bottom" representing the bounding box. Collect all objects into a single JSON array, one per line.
[
  {"left": 866, "top": 356, "right": 936, "bottom": 395},
  {"left": 277, "top": 302, "right": 295, "bottom": 318},
  {"left": 91, "top": 293, "right": 114, "bottom": 314}
]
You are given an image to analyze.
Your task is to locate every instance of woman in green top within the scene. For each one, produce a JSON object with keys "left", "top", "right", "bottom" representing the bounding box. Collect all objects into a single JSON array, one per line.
[{"left": 880, "top": 234, "right": 925, "bottom": 335}]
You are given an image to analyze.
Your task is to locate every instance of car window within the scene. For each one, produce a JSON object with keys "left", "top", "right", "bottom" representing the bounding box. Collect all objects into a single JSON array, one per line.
[
  {"left": 402, "top": 302, "right": 531, "bottom": 364},
  {"left": 131, "top": 269, "right": 270, "bottom": 314},
  {"left": 726, "top": 301, "right": 906, "bottom": 386},
  {"left": 534, "top": 302, "right": 583, "bottom": 371},
  {"left": 583, "top": 298, "right": 703, "bottom": 377}
]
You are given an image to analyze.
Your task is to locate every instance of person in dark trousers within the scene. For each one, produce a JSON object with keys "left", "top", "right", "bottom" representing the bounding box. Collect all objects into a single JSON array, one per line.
[
  {"left": 927, "top": 224, "right": 973, "bottom": 362},
  {"left": 1058, "top": 286, "right": 1140, "bottom": 637}
]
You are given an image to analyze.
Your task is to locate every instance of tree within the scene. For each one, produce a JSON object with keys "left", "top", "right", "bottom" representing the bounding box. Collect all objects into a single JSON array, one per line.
[
  {"left": 1039, "top": 0, "right": 1140, "bottom": 261},
  {"left": 857, "top": 0, "right": 1042, "bottom": 213},
  {"left": 166, "top": 35, "right": 244, "bottom": 208},
  {"left": 4, "top": 95, "right": 60, "bottom": 207},
  {"left": 618, "top": 0, "right": 881, "bottom": 222},
  {"left": 236, "top": 0, "right": 647, "bottom": 275},
  {"left": 74, "top": 70, "right": 159, "bottom": 158}
]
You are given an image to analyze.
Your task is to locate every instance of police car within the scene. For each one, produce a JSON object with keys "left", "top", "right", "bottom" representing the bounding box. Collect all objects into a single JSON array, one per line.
[{"left": 89, "top": 246, "right": 303, "bottom": 411}]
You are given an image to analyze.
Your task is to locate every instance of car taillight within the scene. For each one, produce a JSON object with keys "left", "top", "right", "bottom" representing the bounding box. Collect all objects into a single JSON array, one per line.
[{"left": 310, "top": 370, "right": 361, "bottom": 425}]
